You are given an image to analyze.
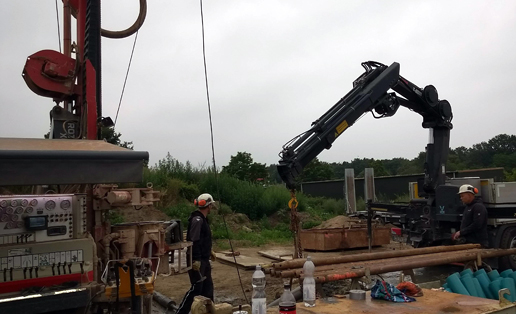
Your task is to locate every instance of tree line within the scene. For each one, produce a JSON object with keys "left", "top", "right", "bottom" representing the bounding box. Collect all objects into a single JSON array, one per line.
[
  {"left": 110, "top": 130, "right": 516, "bottom": 185},
  {"left": 259, "top": 134, "right": 516, "bottom": 184}
]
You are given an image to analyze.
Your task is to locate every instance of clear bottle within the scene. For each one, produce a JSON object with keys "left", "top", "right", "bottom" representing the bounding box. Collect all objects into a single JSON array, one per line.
[
  {"left": 252, "top": 265, "right": 266, "bottom": 314},
  {"left": 302, "top": 256, "right": 316, "bottom": 307},
  {"left": 279, "top": 283, "right": 296, "bottom": 314}
]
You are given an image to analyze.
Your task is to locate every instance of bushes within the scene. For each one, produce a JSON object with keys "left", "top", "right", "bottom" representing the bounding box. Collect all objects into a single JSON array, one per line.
[
  {"left": 143, "top": 156, "right": 348, "bottom": 245},
  {"left": 199, "top": 174, "right": 294, "bottom": 219},
  {"left": 156, "top": 178, "right": 200, "bottom": 208},
  {"left": 163, "top": 201, "right": 196, "bottom": 227},
  {"left": 143, "top": 153, "right": 206, "bottom": 188},
  {"left": 320, "top": 198, "right": 347, "bottom": 215}
]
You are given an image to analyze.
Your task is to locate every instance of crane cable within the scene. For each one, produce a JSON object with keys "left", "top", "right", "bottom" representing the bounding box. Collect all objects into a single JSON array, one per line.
[
  {"left": 198, "top": 0, "right": 249, "bottom": 304},
  {"left": 54, "top": 0, "right": 62, "bottom": 53},
  {"left": 114, "top": 29, "right": 140, "bottom": 126}
]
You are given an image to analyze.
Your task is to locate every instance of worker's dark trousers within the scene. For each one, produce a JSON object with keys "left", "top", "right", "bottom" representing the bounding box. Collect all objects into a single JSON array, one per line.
[{"left": 176, "top": 259, "right": 214, "bottom": 314}]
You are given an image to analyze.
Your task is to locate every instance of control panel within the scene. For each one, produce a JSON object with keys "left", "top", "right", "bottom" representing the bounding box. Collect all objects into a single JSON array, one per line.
[
  {"left": 0, "top": 194, "right": 86, "bottom": 244},
  {"left": 0, "top": 238, "right": 94, "bottom": 290}
]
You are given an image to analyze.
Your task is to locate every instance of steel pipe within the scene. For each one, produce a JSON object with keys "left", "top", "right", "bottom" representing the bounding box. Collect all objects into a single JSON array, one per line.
[
  {"left": 272, "top": 244, "right": 481, "bottom": 270},
  {"left": 278, "top": 249, "right": 484, "bottom": 278},
  {"left": 303, "top": 248, "right": 516, "bottom": 283}
]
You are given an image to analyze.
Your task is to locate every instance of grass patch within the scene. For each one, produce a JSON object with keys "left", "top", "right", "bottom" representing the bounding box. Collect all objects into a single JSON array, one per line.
[
  {"left": 106, "top": 210, "right": 124, "bottom": 224},
  {"left": 212, "top": 217, "right": 292, "bottom": 249}
]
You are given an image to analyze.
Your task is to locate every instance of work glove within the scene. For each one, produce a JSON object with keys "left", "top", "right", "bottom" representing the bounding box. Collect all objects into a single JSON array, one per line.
[
  {"left": 210, "top": 250, "right": 217, "bottom": 262},
  {"left": 192, "top": 260, "right": 201, "bottom": 271}
]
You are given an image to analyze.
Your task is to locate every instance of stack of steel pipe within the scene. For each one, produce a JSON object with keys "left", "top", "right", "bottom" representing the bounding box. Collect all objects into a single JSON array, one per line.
[{"left": 265, "top": 244, "right": 516, "bottom": 283}]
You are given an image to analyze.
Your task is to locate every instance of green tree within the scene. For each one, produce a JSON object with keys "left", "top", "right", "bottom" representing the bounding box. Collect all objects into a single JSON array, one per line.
[
  {"left": 222, "top": 152, "right": 268, "bottom": 182},
  {"left": 267, "top": 164, "right": 283, "bottom": 184},
  {"left": 299, "top": 158, "right": 334, "bottom": 182},
  {"left": 487, "top": 134, "right": 516, "bottom": 154},
  {"left": 370, "top": 159, "right": 389, "bottom": 177},
  {"left": 382, "top": 158, "right": 411, "bottom": 176},
  {"left": 100, "top": 127, "right": 133, "bottom": 149}
]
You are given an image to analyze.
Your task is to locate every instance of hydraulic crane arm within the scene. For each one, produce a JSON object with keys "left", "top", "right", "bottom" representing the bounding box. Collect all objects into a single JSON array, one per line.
[{"left": 277, "top": 61, "right": 453, "bottom": 198}]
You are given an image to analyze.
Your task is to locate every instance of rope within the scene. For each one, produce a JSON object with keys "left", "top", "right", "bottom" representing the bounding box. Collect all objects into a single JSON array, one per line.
[
  {"left": 114, "top": 30, "right": 139, "bottom": 126},
  {"left": 55, "top": 0, "right": 62, "bottom": 53},
  {"left": 199, "top": 0, "right": 249, "bottom": 304}
]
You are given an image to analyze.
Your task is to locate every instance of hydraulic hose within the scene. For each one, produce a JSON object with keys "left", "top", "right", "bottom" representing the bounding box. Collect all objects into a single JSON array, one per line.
[{"left": 101, "top": 0, "right": 147, "bottom": 39}]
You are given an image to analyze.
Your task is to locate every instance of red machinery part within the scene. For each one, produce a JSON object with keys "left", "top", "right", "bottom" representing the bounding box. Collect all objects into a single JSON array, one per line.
[
  {"left": 0, "top": 270, "right": 93, "bottom": 294},
  {"left": 22, "top": 50, "right": 77, "bottom": 100},
  {"left": 85, "top": 60, "right": 97, "bottom": 140}
]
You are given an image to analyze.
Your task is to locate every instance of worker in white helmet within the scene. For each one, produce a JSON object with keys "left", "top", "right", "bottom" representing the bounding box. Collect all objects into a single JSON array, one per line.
[
  {"left": 177, "top": 193, "right": 217, "bottom": 314},
  {"left": 452, "top": 184, "right": 489, "bottom": 247}
]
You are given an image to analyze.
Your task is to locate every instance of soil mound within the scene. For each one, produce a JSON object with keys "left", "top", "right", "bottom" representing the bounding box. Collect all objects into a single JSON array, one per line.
[{"left": 313, "top": 215, "right": 364, "bottom": 229}]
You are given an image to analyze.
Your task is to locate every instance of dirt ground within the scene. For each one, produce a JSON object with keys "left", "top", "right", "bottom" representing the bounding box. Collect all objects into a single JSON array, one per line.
[
  {"left": 116, "top": 207, "right": 411, "bottom": 307},
  {"left": 153, "top": 240, "right": 413, "bottom": 307},
  {"left": 154, "top": 246, "right": 291, "bottom": 306}
]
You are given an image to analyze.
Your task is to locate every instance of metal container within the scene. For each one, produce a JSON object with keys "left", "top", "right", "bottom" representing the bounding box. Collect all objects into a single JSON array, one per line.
[{"left": 349, "top": 290, "right": 366, "bottom": 300}]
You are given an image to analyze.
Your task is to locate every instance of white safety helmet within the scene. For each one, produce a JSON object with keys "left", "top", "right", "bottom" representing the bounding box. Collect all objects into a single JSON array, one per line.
[
  {"left": 457, "top": 184, "right": 478, "bottom": 195},
  {"left": 194, "top": 193, "right": 216, "bottom": 208}
]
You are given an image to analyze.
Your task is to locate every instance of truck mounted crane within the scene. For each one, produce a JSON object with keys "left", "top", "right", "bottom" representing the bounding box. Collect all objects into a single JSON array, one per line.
[
  {"left": 277, "top": 61, "right": 516, "bottom": 269},
  {"left": 278, "top": 61, "right": 452, "bottom": 202}
]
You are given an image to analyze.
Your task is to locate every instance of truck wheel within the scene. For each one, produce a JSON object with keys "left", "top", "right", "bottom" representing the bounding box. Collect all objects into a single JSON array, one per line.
[{"left": 499, "top": 226, "right": 516, "bottom": 270}]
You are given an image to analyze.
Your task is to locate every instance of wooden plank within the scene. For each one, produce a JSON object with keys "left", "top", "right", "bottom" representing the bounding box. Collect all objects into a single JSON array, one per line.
[
  {"left": 214, "top": 253, "right": 271, "bottom": 270},
  {"left": 290, "top": 289, "right": 514, "bottom": 314},
  {"left": 257, "top": 250, "right": 293, "bottom": 261}
]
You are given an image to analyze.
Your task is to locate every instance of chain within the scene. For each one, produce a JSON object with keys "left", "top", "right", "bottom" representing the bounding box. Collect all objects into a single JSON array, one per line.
[{"left": 288, "top": 189, "right": 303, "bottom": 259}]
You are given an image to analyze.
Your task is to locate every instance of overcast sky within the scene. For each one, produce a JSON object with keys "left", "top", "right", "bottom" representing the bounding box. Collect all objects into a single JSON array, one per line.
[{"left": 1, "top": 1, "right": 515, "bottom": 169}]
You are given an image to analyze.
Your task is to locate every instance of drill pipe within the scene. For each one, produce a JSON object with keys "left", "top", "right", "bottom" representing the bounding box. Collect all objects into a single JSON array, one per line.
[
  {"left": 300, "top": 248, "right": 516, "bottom": 283},
  {"left": 272, "top": 243, "right": 480, "bottom": 270},
  {"left": 300, "top": 250, "right": 484, "bottom": 277},
  {"left": 277, "top": 248, "right": 485, "bottom": 278}
]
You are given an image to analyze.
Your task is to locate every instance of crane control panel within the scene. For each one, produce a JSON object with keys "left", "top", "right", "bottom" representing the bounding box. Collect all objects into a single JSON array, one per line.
[{"left": 0, "top": 194, "right": 87, "bottom": 244}]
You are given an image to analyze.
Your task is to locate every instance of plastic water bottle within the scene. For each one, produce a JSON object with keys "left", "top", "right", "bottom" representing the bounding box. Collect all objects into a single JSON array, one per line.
[
  {"left": 279, "top": 283, "right": 296, "bottom": 314},
  {"left": 252, "top": 265, "right": 266, "bottom": 314},
  {"left": 303, "top": 256, "right": 316, "bottom": 307}
]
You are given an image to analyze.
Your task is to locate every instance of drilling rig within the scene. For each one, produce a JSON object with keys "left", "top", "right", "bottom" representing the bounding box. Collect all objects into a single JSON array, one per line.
[{"left": 0, "top": 1, "right": 181, "bottom": 313}]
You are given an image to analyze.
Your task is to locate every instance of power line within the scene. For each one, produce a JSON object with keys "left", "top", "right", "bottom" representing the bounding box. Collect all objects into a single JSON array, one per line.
[
  {"left": 114, "top": 30, "right": 139, "bottom": 126},
  {"left": 55, "top": 0, "right": 62, "bottom": 53}
]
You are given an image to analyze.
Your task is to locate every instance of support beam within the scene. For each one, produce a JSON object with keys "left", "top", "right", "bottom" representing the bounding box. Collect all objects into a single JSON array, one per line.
[
  {"left": 364, "top": 168, "right": 375, "bottom": 202},
  {"left": 345, "top": 168, "right": 356, "bottom": 214}
]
